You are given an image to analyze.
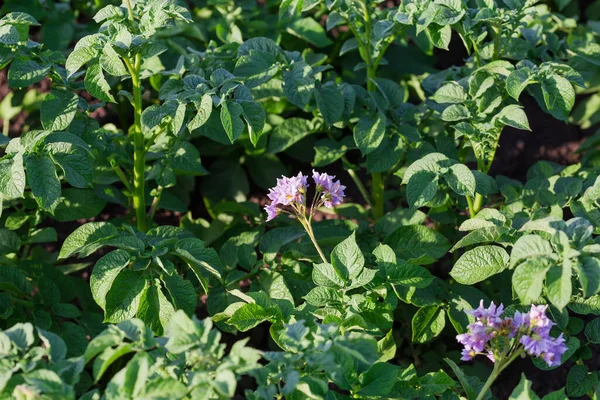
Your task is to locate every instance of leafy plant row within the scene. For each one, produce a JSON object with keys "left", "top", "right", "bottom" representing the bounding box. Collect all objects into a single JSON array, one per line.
[{"left": 2, "top": 0, "right": 600, "bottom": 398}]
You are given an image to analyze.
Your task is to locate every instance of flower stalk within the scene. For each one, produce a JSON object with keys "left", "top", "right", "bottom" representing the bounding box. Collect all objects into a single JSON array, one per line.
[{"left": 264, "top": 171, "right": 346, "bottom": 263}]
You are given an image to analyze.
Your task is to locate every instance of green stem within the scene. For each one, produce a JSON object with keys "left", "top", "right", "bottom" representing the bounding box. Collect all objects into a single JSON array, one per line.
[
  {"left": 112, "top": 164, "right": 133, "bottom": 193},
  {"left": 476, "top": 349, "right": 524, "bottom": 400},
  {"left": 128, "top": 54, "right": 148, "bottom": 232},
  {"left": 466, "top": 196, "right": 476, "bottom": 219},
  {"left": 371, "top": 172, "right": 384, "bottom": 220},
  {"left": 347, "top": 168, "right": 372, "bottom": 207},
  {"left": 148, "top": 186, "right": 163, "bottom": 220},
  {"left": 360, "top": 1, "right": 385, "bottom": 219},
  {"left": 124, "top": 0, "right": 134, "bottom": 21},
  {"left": 475, "top": 362, "right": 500, "bottom": 400},
  {"left": 473, "top": 193, "right": 484, "bottom": 214},
  {"left": 301, "top": 217, "right": 327, "bottom": 263},
  {"left": 2, "top": 119, "right": 9, "bottom": 136}
]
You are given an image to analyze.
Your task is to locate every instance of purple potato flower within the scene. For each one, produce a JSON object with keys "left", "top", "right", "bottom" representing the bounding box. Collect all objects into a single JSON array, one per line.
[
  {"left": 312, "top": 170, "right": 346, "bottom": 208},
  {"left": 267, "top": 172, "right": 309, "bottom": 206},
  {"left": 264, "top": 171, "right": 346, "bottom": 222},
  {"left": 456, "top": 301, "right": 567, "bottom": 367}
]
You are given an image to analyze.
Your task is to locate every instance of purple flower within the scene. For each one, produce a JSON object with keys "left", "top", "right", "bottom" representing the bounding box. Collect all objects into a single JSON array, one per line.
[
  {"left": 266, "top": 172, "right": 309, "bottom": 206},
  {"left": 461, "top": 348, "right": 476, "bottom": 361},
  {"left": 264, "top": 203, "right": 279, "bottom": 222},
  {"left": 312, "top": 170, "right": 346, "bottom": 208},
  {"left": 456, "top": 301, "right": 566, "bottom": 367},
  {"left": 467, "top": 300, "right": 504, "bottom": 328},
  {"left": 520, "top": 333, "right": 551, "bottom": 357},
  {"left": 542, "top": 333, "right": 567, "bottom": 367},
  {"left": 528, "top": 305, "right": 554, "bottom": 330}
]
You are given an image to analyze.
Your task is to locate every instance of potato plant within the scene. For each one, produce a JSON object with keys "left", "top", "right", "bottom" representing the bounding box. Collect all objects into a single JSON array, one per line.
[{"left": 1, "top": 0, "right": 600, "bottom": 398}]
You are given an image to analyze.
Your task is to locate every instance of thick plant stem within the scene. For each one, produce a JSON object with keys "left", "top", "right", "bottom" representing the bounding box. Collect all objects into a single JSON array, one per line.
[
  {"left": 361, "top": 2, "right": 385, "bottom": 220},
  {"left": 129, "top": 55, "right": 148, "bottom": 232},
  {"left": 466, "top": 196, "right": 476, "bottom": 219},
  {"left": 475, "top": 363, "right": 500, "bottom": 400},
  {"left": 475, "top": 350, "right": 523, "bottom": 400}
]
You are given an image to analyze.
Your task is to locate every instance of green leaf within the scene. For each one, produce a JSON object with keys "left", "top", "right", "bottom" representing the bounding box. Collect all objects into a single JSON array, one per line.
[
  {"left": 187, "top": 94, "right": 213, "bottom": 132},
  {"left": 283, "top": 61, "right": 314, "bottom": 108},
  {"left": 259, "top": 226, "right": 306, "bottom": 262},
  {"left": 228, "top": 303, "right": 271, "bottom": 331},
  {"left": 510, "top": 235, "right": 553, "bottom": 267},
  {"left": 576, "top": 257, "right": 600, "bottom": 297},
  {"left": 567, "top": 365, "right": 598, "bottom": 397},
  {"left": 331, "top": 232, "right": 364, "bottom": 281},
  {"left": 315, "top": 84, "right": 344, "bottom": 126},
  {"left": 569, "top": 295, "right": 600, "bottom": 315},
  {"left": 312, "top": 262, "right": 345, "bottom": 288},
  {"left": 432, "top": 82, "right": 467, "bottom": 104},
  {"left": 546, "top": 263, "right": 572, "bottom": 310},
  {"left": 287, "top": 17, "right": 333, "bottom": 48},
  {"left": 450, "top": 245, "right": 509, "bottom": 285},
  {"left": 0, "top": 263, "right": 30, "bottom": 292},
  {"left": 137, "top": 278, "right": 175, "bottom": 335},
  {"left": 367, "top": 135, "right": 404, "bottom": 173},
  {"left": 0, "top": 25, "right": 20, "bottom": 45},
  {"left": 47, "top": 142, "right": 93, "bottom": 188},
  {"left": 161, "top": 273, "right": 196, "bottom": 315},
  {"left": 304, "top": 286, "right": 341, "bottom": 306},
  {"left": 8, "top": 57, "right": 50, "bottom": 87},
  {"left": 385, "top": 225, "right": 451, "bottom": 264},
  {"left": 403, "top": 152, "right": 448, "bottom": 183},
  {"left": 85, "top": 62, "right": 115, "bottom": 103},
  {"left": 93, "top": 343, "right": 135, "bottom": 382},
  {"left": 54, "top": 188, "right": 106, "bottom": 222},
  {"left": 37, "top": 328, "right": 67, "bottom": 362},
  {"left": 506, "top": 68, "right": 533, "bottom": 100},
  {"left": 353, "top": 111, "right": 386, "bottom": 156},
  {"left": 90, "top": 250, "right": 131, "bottom": 312},
  {"left": 411, "top": 306, "right": 446, "bottom": 343},
  {"left": 267, "top": 118, "right": 314, "bottom": 154},
  {"left": 512, "top": 258, "right": 550, "bottom": 304},
  {"left": 104, "top": 269, "right": 147, "bottom": 323},
  {"left": 100, "top": 43, "right": 127, "bottom": 76},
  {"left": 541, "top": 389, "right": 567, "bottom": 400},
  {"left": 541, "top": 74, "right": 575, "bottom": 121},
  {"left": 441, "top": 104, "right": 471, "bottom": 121},
  {"left": 358, "top": 363, "right": 401, "bottom": 397},
  {"left": 169, "top": 141, "right": 207, "bottom": 175},
  {"left": 509, "top": 374, "right": 540, "bottom": 400},
  {"left": 58, "top": 222, "right": 118, "bottom": 259},
  {"left": 407, "top": 171, "right": 438, "bottom": 208},
  {"left": 444, "top": 164, "right": 476, "bottom": 197},
  {"left": 584, "top": 317, "right": 600, "bottom": 344},
  {"left": 496, "top": 105, "right": 531, "bottom": 131},
  {"left": 174, "top": 238, "right": 223, "bottom": 281},
  {"left": 0, "top": 153, "right": 26, "bottom": 198},
  {"left": 240, "top": 101, "right": 266, "bottom": 146},
  {"left": 25, "top": 154, "right": 61, "bottom": 212},
  {"left": 444, "top": 358, "right": 477, "bottom": 400},
  {"left": 220, "top": 101, "right": 245, "bottom": 143},
  {"left": 22, "top": 369, "right": 64, "bottom": 394},
  {"left": 5, "top": 322, "right": 35, "bottom": 349},
  {"left": 419, "top": 370, "right": 455, "bottom": 396},
  {"left": 451, "top": 226, "right": 505, "bottom": 251},
  {"left": 120, "top": 352, "right": 150, "bottom": 398},
  {"left": 40, "top": 91, "right": 78, "bottom": 131},
  {"left": 66, "top": 47, "right": 98, "bottom": 77}
]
